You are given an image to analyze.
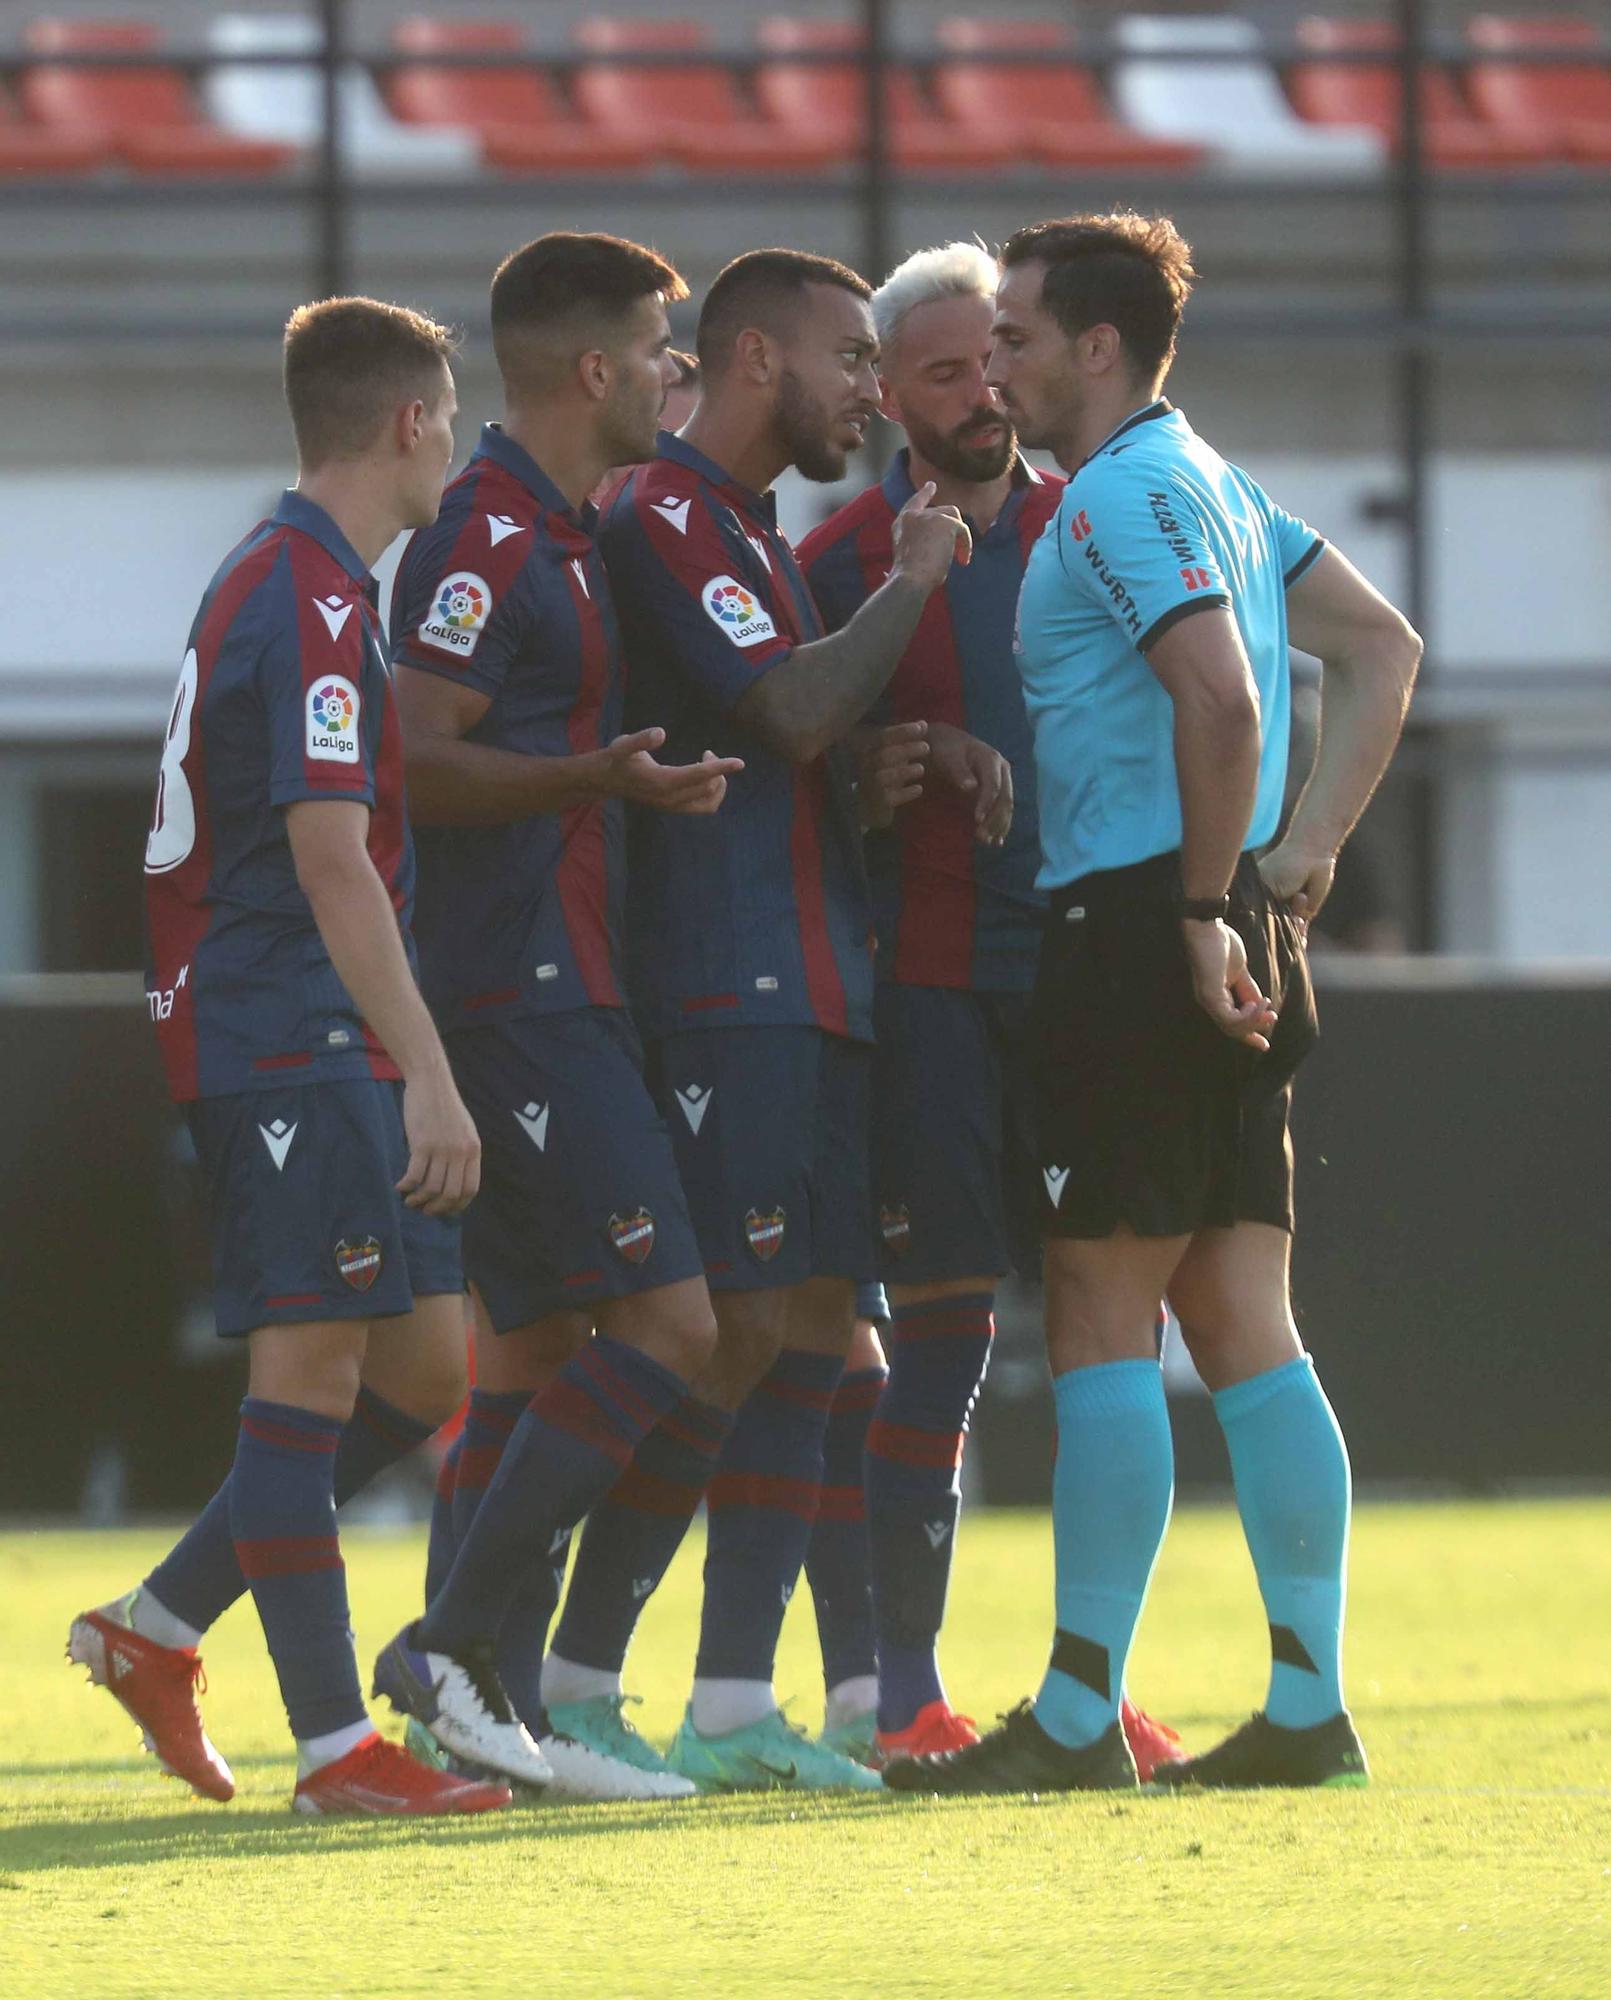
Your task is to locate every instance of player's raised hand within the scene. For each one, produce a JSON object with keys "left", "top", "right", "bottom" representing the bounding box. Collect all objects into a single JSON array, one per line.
[
  {"left": 856, "top": 720, "right": 930, "bottom": 829},
  {"left": 891, "top": 480, "right": 973, "bottom": 593},
  {"left": 397, "top": 1066, "right": 482, "bottom": 1216},
  {"left": 606, "top": 732, "right": 745, "bottom": 814},
  {"left": 1181, "top": 919, "right": 1279, "bottom": 1053},
  {"left": 926, "top": 721, "right": 1013, "bottom": 846}
]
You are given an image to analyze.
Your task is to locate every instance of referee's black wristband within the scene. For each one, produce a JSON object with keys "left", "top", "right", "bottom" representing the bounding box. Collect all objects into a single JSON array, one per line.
[{"left": 1176, "top": 893, "right": 1230, "bottom": 922}]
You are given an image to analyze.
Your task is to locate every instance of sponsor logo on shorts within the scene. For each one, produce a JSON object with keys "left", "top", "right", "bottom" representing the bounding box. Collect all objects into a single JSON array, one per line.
[
  {"left": 878, "top": 1202, "right": 912, "bottom": 1256},
  {"left": 701, "top": 574, "right": 777, "bottom": 649},
  {"left": 1042, "top": 1165, "right": 1070, "bottom": 1210},
  {"left": 417, "top": 570, "right": 493, "bottom": 658},
  {"left": 744, "top": 1206, "right": 786, "bottom": 1262},
  {"left": 258, "top": 1118, "right": 297, "bottom": 1172},
  {"left": 335, "top": 1235, "right": 383, "bottom": 1291},
  {"left": 674, "top": 1083, "right": 712, "bottom": 1135},
  {"left": 514, "top": 1100, "right": 550, "bottom": 1152},
  {"left": 608, "top": 1208, "right": 656, "bottom": 1265},
  {"left": 924, "top": 1520, "right": 952, "bottom": 1549},
  {"left": 305, "top": 674, "right": 361, "bottom": 764}
]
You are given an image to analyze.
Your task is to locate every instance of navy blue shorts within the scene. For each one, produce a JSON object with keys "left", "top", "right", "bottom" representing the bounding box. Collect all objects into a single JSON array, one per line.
[
  {"left": 649, "top": 1026, "right": 874, "bottom": 1292},
  {"left": 186, "top": 1079, "right": 462, "bottom": 1340},
  {"left": 448, "top": 1008, "right": 703, "bottom": 1333},
  {"left": 870, "top": 984, "right": 1041, "bottom": 1285}
]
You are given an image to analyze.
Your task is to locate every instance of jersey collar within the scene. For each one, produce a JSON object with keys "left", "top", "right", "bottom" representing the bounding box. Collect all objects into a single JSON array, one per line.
[
  {"left": 1078, "top": 398, "right": 1175, "bottom": 472},
  {"left": 273, "top": 490, "right": 372, "bottom": 586},
  {"left": 881, "top": 446, "right": 1044, "bottom": 531},
  {"left": 473, "top": 423, "right": 593, "bottom": 528},
  {"left": 657, "top": 429, "right": 778, "bottom": 527}
]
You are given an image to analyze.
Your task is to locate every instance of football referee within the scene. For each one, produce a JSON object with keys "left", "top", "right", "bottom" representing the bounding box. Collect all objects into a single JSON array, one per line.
[{"left": 886, "top": 214, "right": 1420, "bottom": 1795}]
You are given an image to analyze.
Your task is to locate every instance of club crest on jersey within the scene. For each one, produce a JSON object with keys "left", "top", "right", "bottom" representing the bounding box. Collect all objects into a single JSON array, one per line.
[
  {"left": 702, "top": 574, "right": 777, "bottom": 650},
  {"left": 744, "top": 1206, "right": 786, "bottom": 1262},
  {"left": 879, "top": 1203, "right": 912, "bottom": 1256},
  {"left": 417, "top": 570, "right": 493, "bottom": 658},
  {"left": 334, "top": 1235, "right": 383, "bottom": 1291},
  {"left": 305, "top": 675, "right": 361, "bottom": 764},
  {"left": 608, "top": 1209, "right": 656, "bottom": 1265}
]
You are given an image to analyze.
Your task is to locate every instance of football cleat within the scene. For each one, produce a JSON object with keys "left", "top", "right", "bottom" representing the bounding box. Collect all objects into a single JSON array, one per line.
[
  {"left": 542, "top": 1696, "right": 697, "bottom": 1801},
  {"left": 882, "top": 1701, "right": 1138, "bottom": 1796},
  {"left": 293, "top": 1733, "right": 511, "bottom": 1816},
  {"left": 665, "top": 1706, "right": 885, "bottom": 1793},
  {"left": 873, "top": 1700, "right": 980, "bottom": 1768},
  {"left": 1148, "top": 1709, "right": 1369, "bottom": 1790},
  {"left": 372, "top": 1627, "right": 552, "bottom": 1791},
  {"left": 818, "top": 1706, "right": 878, "bottom": 1766},
  {"left": 67, "top": 1603, "right": 235, "bottom": 1802},
  {"left": 1120, "top": 1696, "right": 1184, "bottom": 1784}
]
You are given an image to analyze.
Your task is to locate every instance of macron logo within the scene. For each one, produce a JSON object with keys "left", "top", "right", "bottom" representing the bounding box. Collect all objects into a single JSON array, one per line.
[
  {"left": 514, "top": 1101, "right": 550, "bottom": 1152},
  {"left": 1043, "top": 1165, "right": 1070, "bottom": 1209},
  {"left": 630, "top": 1576, "right": 655, "bottom": 1601},
  {"left": 924, "top": 1520, "right": 952, "bottom": 1550},
  {"left": 569, "top": 558, "right": 590, "bottom": 599},
  {"left": 652, "top": 497, "right": 692, "bottom": 535},
  {"left": 313, "top": 595, "right": 353, "bottom": 642},
  {"left": 486, "top": 514, "right": 526, "bottom": 547},
  {"left": 674, "top": 1084, "right": 712, "bottom": 1136},
  {"left": 259, "top": 1118, "right": 297, "bottom": 1172}
]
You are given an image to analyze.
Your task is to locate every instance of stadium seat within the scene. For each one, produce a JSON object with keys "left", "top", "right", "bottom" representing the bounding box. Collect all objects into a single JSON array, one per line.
[
  {"left": 1467, "top": 16, "right": 1611, "bottom": 164},
  {"left": 387, "top": 18, "right": 653, "bottom": 170},
  {"left": 571, "top": 19, "right": 840, "bottom": 172},
  {"left": 205, "top": 14, "right": 480, "bottom": 178},
  {"left": 755, "top": 18, "right": 1021, "bottom": 169},
  {"left": 0, "top": 83, "right": 109, "bottom": 174},
  {"left": 22, "top": 19, "right": 294, "bottom": 175},
  {"left": 1290, "top": 19, "right": 1556, "bottom": 166},
  {"left": 934, "top": 19, "right": 1201, "bottom": 170},
  {"left": 1113, "top": 14, "right": 1385, "bottom": 172}
]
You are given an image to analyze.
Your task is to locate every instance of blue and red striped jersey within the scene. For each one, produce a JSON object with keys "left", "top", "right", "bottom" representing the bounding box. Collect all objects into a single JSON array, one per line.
[
  {"left": 143, "top": 490, "right": 413, "bottom": 1102},
  {"left": 602, "top": 431, "right": 874, "bottom": 1044},
  {"left": 799, "top": 450, "right": 1063, "bottom": 994},
  {"left": 389, "top": 424, "right": 625, "bottom": 1032}
]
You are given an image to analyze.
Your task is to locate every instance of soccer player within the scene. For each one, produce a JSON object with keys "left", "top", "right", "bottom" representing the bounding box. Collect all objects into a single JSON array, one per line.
[
  {"left": 886, "top": 214, "right": 1419, "bottom": 1796},
  {"left": 799, "top": 241, "right": 1181, "bottom": 1778},
  {"left": 69, "top": 297, "right": 511, "bottom": 1817},
  {"left": 372, "top": 233, "right": 742, "bottom": 1802},
  {"left": 534, "top": 248, "right": 970, "bottom": 1792}
]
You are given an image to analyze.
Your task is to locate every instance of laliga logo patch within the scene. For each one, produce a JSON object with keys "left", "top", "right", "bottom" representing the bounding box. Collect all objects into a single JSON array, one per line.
[
  {"left": 744, "top": 1206, "right": 786, "bottom": 1262},
  {"left": 879, "top": 1203, "right": 912, "bottom": 1256},
  {"left": 305, "top": 674, "right": 361, "bottom": 765},
  {"left": 701, "top": 574, "right": 778, "bottom": 650},
  {"left": 417, "top": 570, "right": 493, "bottom": 658},
  {"left": 334, "top": 1235, "right": 383, "bottom": 1291},
  {"left": 608, "top": 1208, "right": 656, "bottom": 1265}
]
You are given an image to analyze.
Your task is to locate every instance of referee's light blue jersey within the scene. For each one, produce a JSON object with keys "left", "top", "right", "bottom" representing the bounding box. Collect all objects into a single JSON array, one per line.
[{"left": 1014, "top": 400, "right": 1323, "bottom": 890}]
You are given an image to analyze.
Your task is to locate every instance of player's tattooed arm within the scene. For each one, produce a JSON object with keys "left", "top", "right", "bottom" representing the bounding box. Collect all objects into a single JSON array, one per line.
[
  {"left": 733, "top": 484, "right": 971, "bottom": 766},
  {"left": 397, "top": 664, "right": 740, "bottom": 823}
]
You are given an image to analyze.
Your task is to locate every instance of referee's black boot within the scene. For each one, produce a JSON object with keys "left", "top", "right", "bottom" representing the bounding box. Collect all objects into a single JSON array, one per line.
[
  {"left": 881, "top": 1701, "right": 1138, "bottom": 1796},
  {"left": 1149, "top": 1709, "right": 1368, "bottom": 1791}
]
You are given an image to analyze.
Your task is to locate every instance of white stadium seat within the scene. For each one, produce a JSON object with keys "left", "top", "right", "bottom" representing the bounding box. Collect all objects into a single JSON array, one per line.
[
  {"left": 205, "top": 14, "right": 479, "bottom": 178},
  {"left": 1113, "top": 15, "right": 1386, "bottom": 174}
]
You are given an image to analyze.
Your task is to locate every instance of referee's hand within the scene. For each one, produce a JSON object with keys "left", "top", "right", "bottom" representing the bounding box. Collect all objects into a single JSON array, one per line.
[{"left": 1182, "top": 919, "right": 1279, "bottom": 1053}]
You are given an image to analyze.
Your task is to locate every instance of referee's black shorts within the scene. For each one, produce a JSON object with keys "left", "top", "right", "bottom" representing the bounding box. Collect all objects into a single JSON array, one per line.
[{"left": 1029, "top": 850, "right": 1318, "bottom": 1240}]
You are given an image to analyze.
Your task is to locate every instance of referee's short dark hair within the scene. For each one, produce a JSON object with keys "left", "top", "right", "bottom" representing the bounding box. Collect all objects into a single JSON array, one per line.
[
  {"left": 696, "top": 249, "right": 872, "bottom": 376},
  {"left": 490, "top": 232, "right": 688, "bottom": 379},
  {"left": 283, "top": 296, "right": 458, "bottom": 470},
  {"left": 1000, "top": 214, "right": 1195, "bottom": 382}
]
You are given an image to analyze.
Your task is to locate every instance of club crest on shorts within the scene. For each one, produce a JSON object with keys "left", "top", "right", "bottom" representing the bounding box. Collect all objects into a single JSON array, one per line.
[
  {"left": 879, "top": 1202, "right": 912, "bottom": 1256},
  {"left": 744, "top": 1206, "right": 786, "bottom": 1262},
  {"left": 608, "top": 1208, "right": 656, "bottom": 1265},
  {"left": 334, "top": 1235, "right": 383, "bottom": 1291}
]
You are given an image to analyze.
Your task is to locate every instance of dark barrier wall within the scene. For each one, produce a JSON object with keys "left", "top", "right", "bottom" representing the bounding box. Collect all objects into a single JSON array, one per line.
[{"left": 3, "top": 971, "right": 1609, "bottom": 1512}]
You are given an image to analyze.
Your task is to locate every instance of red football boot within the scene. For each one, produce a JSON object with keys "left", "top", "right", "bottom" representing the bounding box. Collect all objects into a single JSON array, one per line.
[
  {"left": 873, "top": 1700, "right": 981, "bottom": 1768},
  {"left": 293, "top": 1733, "right": 512, "bottom": 1816},
  {"left": 1121, "top": 1695, "right": 1183, "bottom": 1784},
  {"left": 67, "top": 1605, "right": 235, "bottom": 1802}
]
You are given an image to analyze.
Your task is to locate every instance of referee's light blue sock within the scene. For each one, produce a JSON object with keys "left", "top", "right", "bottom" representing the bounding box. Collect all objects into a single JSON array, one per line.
[
  {"left": 1215, "top": 1354, "right": 1351, "bottom": 1730},
  {"left": 1033, "top": 1360, "right": 1174, "bottom": 1751}
]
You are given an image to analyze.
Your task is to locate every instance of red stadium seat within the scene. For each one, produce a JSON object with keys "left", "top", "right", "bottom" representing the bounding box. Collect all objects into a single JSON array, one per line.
[
  {"left": 1467, "top": 15, "right": 1611, "bottom": 163},
  {"left": 935, "top": 19, "right": 1201, "bottom": 169},
  {"left": 1290, "top": 18, "right": 1557, "bottom": 166},
  {"left": 571, "top": 18, "right": 841, "bottom": 172},
  {"left": 0, "top": 83, "right": 109, "bottom": 174},
  {"left": 22, "top": 18, "right": 294, "bottom": 175},
  {"left": 388, "top": 18, "right": 653, "bottom": 170},
  {"left": 755, "top": 18, "right": 1020, "bottom": 169}
]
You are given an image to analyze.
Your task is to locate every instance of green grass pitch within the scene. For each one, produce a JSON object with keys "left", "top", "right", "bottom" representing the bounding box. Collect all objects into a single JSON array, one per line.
[{"left": 2, "top": 1499, "right": 1607, "bottom": 2000}]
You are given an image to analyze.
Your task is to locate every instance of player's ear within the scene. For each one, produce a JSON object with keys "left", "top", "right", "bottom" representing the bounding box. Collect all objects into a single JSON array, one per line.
[
  {"left": 578, "top": 347, "right": 611, "bottom": 405},
  {"left": 732, "top": 326, "right": 774, "bottom": 387},
  {"left": 1082, "top": 322, "right": 1124, "bottom": 377},
  {"left": 877, "top": 369, "right": 901, "bottom": 425},
  {"left": 396, "top": 397, "right": 427, "bottom": 454}
]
